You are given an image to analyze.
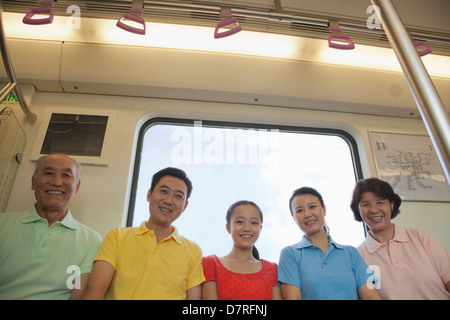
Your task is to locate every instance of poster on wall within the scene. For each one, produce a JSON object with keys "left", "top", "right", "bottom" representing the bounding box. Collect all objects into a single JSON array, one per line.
[{"left": 369, "top": 131, "right": 450, "bottom": 202}]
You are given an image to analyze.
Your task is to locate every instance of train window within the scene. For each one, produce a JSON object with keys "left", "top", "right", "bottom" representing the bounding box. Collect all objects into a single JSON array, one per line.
[{"left": 128, "top": 118, "right": 364, "bottom": 263}]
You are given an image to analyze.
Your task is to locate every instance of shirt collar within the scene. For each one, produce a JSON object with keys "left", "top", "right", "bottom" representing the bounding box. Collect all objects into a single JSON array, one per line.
[
  {"left": 295, "top": 234, "right": 344, "bottom": 250},
  {"left": 136, "top": 221, "right": 182, "bottom": 244},
  {"left": 22, "top": 206, "right": 78, "bottom": 230},
  {"left": 364, "top": 224, "right": 410, "bottom": 253}
]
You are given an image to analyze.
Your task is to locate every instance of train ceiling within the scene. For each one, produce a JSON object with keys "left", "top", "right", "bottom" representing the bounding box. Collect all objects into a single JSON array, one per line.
[{"left": 2, "top": 0, "right": 450, "bottom": 56}]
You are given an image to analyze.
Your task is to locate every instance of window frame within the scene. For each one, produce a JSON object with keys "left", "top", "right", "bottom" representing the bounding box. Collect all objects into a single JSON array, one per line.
[{"left": 126, "top": 117, "right": 364, "bottom": 227}]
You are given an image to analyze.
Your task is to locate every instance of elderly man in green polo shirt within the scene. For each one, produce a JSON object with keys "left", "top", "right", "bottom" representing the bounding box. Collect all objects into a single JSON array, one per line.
[{"left": 0, "top": 153, "right": 102, "bottom": 299}]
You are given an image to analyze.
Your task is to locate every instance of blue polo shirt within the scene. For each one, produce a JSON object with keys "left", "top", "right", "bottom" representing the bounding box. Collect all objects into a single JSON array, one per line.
[{"left": 278, "top": 236, "right": 375, "bottom": 300}]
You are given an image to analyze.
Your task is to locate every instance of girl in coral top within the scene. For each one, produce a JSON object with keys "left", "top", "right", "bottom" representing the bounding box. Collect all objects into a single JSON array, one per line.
[{"left": 201, "top": 201, "right": 282, "bottom": 300}]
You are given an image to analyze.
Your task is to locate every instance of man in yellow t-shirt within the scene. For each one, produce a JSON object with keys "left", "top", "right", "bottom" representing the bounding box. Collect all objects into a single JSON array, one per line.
[{"left": 83, "top": 167, "right": 205, "bottom": 299}]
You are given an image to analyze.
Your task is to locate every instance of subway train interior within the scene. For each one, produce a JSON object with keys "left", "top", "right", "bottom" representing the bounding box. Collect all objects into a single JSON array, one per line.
[{"left": 0, "top": 0, "right": 449, "bottom": 267}]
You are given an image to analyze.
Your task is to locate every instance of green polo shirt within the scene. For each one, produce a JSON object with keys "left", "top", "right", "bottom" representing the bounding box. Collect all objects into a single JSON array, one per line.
[{"left": 0, "top": 207, "right": 102, "bottom": 300}]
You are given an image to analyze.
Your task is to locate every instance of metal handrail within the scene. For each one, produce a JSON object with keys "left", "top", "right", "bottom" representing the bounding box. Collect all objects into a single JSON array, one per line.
[
  {"left": 372, "top": 0, "right": 450, "bottom": 188},
  {"left": 0, "top": 8, "right": 37, "bottom": 124}
]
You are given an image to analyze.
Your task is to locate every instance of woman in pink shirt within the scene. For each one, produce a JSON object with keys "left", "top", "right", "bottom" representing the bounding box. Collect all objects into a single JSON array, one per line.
[
  {"left": 201, "top": 201, "right": 282, "bottom": 300},
  {"left": 350, "top": 178, "right": 450, "bottom": 300}
]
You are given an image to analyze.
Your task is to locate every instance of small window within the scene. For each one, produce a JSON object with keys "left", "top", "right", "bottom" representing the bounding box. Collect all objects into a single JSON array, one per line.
[
  {"left": 128, "top": 118, "right": 364, "bottom": 263},
  {"left": 31, "top": 108, "right": 117, "bottom": 166},
  {"left": 40, "top": 113, "right": 108, "bottom": 156}
]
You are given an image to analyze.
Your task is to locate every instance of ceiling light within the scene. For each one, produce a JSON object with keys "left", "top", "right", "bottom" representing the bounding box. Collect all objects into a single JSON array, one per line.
[{"left": 3, "top": 12, "right": 449, "bottom": 78}]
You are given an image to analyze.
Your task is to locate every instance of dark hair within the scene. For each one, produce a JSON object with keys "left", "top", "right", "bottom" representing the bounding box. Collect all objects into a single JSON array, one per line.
[
  {"left": 289, "top": 187, "right": 325, "bottom": 215},
  {"left": 226, "top": 200, "right": 263, "bottom": 260},
  {"left": 289, "top": 187, "right": 329, "bottom": 234},
  {"left": 350, "top": 178, "right": 402, "bottom": 222},
  {"left": 150, "top": 167, "right": 193, "bottom": 200}
]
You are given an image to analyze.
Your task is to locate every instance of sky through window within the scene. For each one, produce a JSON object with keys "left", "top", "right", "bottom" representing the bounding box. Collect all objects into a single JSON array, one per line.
[{"left": 130, "top": 121, "right": 365, "bottom": 263}]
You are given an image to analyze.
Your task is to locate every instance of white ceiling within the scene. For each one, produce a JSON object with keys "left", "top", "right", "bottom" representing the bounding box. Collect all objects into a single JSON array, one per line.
[
  {"left": 2, "top": 0, "right": 449, "bottom": 55},
  {"left": 1, "top": 0, "right": 449, "bottom": 118}
]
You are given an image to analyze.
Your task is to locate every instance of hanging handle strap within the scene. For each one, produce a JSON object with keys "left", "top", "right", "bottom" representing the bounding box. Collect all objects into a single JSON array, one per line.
[
  {"left": 23, "top": 1, "right": 54, "bottom": 25},
  {"left": 116, "top": 0, "right": 146, "bottom": 35},
  {"left": 411, "top": 37, "right": 432, "bottom": 57},
  {"left": 214, "top": 7, "right": 242, "bottom": 39},
  {"left": 117, "top": 8, "right": 146, "bottom": 35},
  {"left": 328, "top": 26, "right": 355, "bottom": 50}
]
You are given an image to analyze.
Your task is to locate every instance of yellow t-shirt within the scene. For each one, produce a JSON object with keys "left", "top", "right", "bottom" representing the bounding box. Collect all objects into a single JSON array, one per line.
[{"left": 95, "top": 221, "right": 205, "bottom": 299}]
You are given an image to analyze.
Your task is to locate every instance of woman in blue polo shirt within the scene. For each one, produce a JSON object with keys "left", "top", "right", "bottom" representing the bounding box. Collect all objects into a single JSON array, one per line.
[{"left": 278, "top": 187, "right": 380, "bottom": 300}]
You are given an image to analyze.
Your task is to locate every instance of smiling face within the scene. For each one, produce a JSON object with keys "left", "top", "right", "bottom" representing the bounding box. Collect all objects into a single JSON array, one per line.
[
  {"left": 290, "top": 193, "right": 326, "bottom": 237},
  {"left": 32, "top": 154, "right": 80, "bottom": 215},
  {"left": 146, "top": 175, "right": 189, "bottom": 229},
  {"left": 226, "top": 204, "right": 262, "bottom": 250},
  {"left": 358, "top": 191, "right": 394, "bottom": 233}
]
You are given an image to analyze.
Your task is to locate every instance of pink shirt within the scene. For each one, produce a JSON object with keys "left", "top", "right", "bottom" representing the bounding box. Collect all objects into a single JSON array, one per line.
[{"left": 358, "top": 225, "right": 450, "bottom": 300}]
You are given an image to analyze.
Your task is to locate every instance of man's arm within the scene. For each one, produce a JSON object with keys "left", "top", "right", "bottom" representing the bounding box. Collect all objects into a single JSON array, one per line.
[
  {"left": 186, "top": 284, "right": 202, "bottom": 300},
  {"left": 70, "top": 273, "right": 90, "bottom": 300},
  {"left": 358, "top": 283, "right": 381, "bottom": 300},
  {"left": 280, "top": 283, "right": 302, "bottom": 300},
  {"left": 201, "top": 281, "right": 218, "bottom": 300},
  {"left": 82, "top": 260, "right": 115, "bottom": 300}
]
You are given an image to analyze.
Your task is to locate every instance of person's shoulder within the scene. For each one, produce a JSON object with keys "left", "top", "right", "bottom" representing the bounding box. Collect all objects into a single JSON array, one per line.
[
  {"left": 261, "top": 259, "right": 278, "bottom": 270},
  {"left": 402, "top": 226, "right": 444, "bottom": 247},
  {"left": 178, "top": 234, "right": 203, "bottom": 251},
  {"left": 0, "top": 208, "right": 31, "bottom": 217},
  {"left": 71, "top": 218, "right": 98, "bottom": 233},
  {"left": 0, "top": 210, "right": 25, "bottom": 220},
  {"left": 330, "top": 238, "right": 362, "bottom": 259},
  {"left": 281, "top": 242, "right": 299, "bottom": 250},
  {"left": 202, "top": 254, "right": 218, "bottom": 264},
  {"left": 403, "top": 226, "right": 431, "bottom": 237},
  {"left": 100, "top": 225, "right": 139, "bottom": 243},
  {"left": 114, "top": 225, "right": 138, "bottom": 233},
  {"left": 339, "top": 243, "right": 361, "bottom": 256},
  {"left": 280, "top": 241, "right": 302, "bottom": 254},
  {"left": 0, "top": 208, "right": 33, "bottom": 225},
  {"left": 67, "top": 214, "right": 102, "bottom": 238},
  {"left": 63, "top": 219, "right": 102, "bottom": 251},
  {"left": 111, "top": 226, "right": 142, "bottom": 241}
]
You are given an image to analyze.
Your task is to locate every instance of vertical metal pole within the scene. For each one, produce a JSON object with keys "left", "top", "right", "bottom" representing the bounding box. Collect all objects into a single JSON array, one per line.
[
  {"left": 371, "top": 0, "right": 450, "bottom": 188},
  {"left": 0, "top": 9, "right": 37, "bottom": 124}
]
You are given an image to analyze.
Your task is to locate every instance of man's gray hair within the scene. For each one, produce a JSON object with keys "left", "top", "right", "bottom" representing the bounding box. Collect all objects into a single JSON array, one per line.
[{"left": 33, "top": 154, "right": 81, "bottom": 182}]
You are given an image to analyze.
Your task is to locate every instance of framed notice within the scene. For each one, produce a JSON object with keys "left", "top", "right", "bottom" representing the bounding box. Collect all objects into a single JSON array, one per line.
[
  {"left": 31, "top": 108, "right": 117, "bottom": 166},
  {"left": 369, "top": 131, "right": 450, "bottom": 201}
]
